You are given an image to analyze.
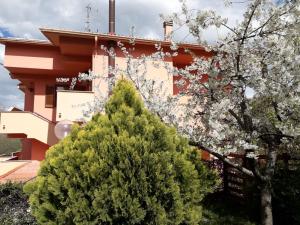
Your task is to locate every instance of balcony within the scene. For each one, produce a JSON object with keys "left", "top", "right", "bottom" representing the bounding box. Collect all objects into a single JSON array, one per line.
[
  {"left": 56, "top": 90, "right": 94, "bottom": 122},
  {"left": 0, "top": 111, "right": 58, "bottom": 146}
]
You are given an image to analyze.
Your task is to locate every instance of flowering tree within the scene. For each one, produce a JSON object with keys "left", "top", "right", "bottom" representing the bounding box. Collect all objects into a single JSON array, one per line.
[
  {"left": 162, "top": 1, "right": 299, "bottom": 225},
  {"left": 70, "top": 1, "right": 299, "bottom": 224}
]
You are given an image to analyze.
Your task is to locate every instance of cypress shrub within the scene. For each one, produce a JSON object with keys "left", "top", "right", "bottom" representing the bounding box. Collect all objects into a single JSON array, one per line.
[{"left": 24, "top": 79, "right": 218, "bottom": 225}]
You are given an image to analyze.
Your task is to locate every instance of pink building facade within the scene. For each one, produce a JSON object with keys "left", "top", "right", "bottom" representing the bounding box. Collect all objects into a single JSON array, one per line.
[{"left": 0, "top": 26, "right": 212, "bottom": 161}]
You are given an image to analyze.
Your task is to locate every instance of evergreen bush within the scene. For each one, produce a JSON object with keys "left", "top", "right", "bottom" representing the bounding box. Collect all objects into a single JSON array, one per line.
[{"left": 24, "top": 79, "right": 218, "bottom": 225}]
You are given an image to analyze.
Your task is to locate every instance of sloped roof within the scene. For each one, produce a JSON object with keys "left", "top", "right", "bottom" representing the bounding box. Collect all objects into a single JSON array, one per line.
[
  {"left": 0, "top": 37, "right": 51, "bottom": 46},
  {"left": 0, "top": 27, "right": 206, "bottom": 52},
  {"left": 40, "top": 27, "right": 206, "bottom": 50}
]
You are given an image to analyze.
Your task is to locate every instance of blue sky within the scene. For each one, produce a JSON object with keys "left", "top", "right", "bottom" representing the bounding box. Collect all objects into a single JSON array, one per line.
[
  {"left": 0, "top": 27, "right": 14, "bottom": 38},
  {"left": 0, "top": 27, "right": 22, "bottom": 109},
  {"left": 0, "top": 72, "right": 22, "bottom": 110},
  {"left": 0, "top": 0, "right": 248, "bottom": 109}
]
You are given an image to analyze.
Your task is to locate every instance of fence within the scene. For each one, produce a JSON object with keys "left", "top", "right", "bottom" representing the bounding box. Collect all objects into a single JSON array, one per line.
[{"left": 204, "top": 153, "right": 300, "bottom": 201}]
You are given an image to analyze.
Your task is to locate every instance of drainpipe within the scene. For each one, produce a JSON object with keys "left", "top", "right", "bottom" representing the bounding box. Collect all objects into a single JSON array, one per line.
[{"left": 108, "top": 0, "right": 116, "bottom": 93}]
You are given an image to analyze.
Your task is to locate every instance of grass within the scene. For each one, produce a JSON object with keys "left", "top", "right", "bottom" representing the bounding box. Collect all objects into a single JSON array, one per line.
[
  {"left": 0, "top": 134, "right": 21, "bottom": 155},
  {"left": 202, "top": 192, "right": 258, "bottom": 225}
]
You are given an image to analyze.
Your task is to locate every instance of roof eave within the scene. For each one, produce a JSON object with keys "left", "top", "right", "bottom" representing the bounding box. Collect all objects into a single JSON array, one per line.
[
  {"left": 0, "top": 37, "right": 52, "bottom": 46},
  {"left": 40, "top": 27, "right": 206, "bottom": 51}
]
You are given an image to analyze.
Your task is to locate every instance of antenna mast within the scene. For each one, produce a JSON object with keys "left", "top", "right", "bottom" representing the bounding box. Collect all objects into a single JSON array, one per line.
[{"left": 85, "top": 3, "right": 92, "bottom": 32}]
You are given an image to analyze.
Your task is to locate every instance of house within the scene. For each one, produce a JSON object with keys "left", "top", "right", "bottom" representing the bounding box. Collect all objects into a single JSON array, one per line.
[{"left": 0, "top": 0, "right": 212, "bottom": 161}]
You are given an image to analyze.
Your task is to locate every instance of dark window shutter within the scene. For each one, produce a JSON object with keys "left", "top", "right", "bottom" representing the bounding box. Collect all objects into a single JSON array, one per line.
[{"left": 45, "top": 86, "right": 55, "bottom": 108}]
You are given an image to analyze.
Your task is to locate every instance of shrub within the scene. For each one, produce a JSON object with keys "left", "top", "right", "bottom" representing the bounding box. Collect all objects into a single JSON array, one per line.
[
  {"left": 24, "top": 79, "right": 218, "bottom": 225},
  {"left": 0, "top": 182, "right": 37, "bottom": 225}
]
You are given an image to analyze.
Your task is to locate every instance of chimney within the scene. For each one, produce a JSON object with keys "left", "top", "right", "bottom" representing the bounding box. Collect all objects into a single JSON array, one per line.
[
  {"left": 109, "top": 0, "right": 115, "bottom": 34},
  {"left": 163, "top": 20, "right": 173, "bottom": 41}
]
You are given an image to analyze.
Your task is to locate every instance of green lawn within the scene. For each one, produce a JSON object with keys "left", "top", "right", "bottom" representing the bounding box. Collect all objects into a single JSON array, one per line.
[{"left": 202, "top": 192, "right": 258, "bottom": 225}]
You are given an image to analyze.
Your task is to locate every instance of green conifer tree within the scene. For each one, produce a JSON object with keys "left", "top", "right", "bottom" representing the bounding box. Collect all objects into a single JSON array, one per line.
[{"left": 24, "top": 79, "right": 218, "bottom": 225}]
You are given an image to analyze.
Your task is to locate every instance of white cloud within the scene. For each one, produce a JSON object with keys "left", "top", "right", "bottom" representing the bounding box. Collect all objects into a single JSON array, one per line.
[
  {"left": 0, "top": 45, "right": 23, "bottom": 109},
  {"left": 0, "top": 67, "right": 24, "bottom": 109},
  {"left": 0, "top": 0, "right": 247, "bottom": 40}
]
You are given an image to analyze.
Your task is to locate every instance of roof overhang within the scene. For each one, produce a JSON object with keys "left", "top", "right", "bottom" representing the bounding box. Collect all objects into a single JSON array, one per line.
[
  {"left": 40, "top": 27, "right": 207, "bottom": 51},
  {"left": 0, "top": 37, "right": 52, "bottom": 46},
  {"left": 0, "top": 28, "right": 212, "bottom": 78},
  {"left": 0, "top": 28, "right": 209, "bottom": 53}
]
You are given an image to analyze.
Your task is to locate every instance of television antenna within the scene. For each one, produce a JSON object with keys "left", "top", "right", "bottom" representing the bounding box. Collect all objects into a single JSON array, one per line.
[
  {"left": 85, "top": 3, "right": 92, "bottom": 32},
  {"left": 95, "top": 8, "right": 100, "bottom": 33}
]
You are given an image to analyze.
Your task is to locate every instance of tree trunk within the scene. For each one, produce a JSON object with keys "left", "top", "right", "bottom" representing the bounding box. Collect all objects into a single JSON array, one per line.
[
  {"left": 259, "top": 147, "right": 277, "bottom": 225},
  {"left": 261, "top": 182, "right": 273, "bottom": 225}
]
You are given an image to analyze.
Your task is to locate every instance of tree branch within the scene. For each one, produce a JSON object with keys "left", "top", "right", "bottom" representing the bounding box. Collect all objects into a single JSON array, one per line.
[
  {"left": 228, "top": 109, "right": 245, "bottom": 130},
  {"left": 252, "top": 158, "right": 266, "bottom": 181},
  {"left": 190, "top": 141, "right": 254, "bottom": 177},
  {"left": 258, "top": 133, "right": 294, "bottom": 140},
  {"left": 235, "top": 1, "right": 260, "bottom": 78},
  {"left": 271, "top": 101, "right": 282, "bottom": 122},
  {"left": 221, "top": 22, "right": 238, "bottom": 35}
]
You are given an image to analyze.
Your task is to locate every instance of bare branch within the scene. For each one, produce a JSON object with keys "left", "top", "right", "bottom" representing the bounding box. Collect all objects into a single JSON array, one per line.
[
  {"left": 190, "top": 141, "right": 254, "bottom": 177},
  {"left": 271, "top": 101, "right": 282, "bottom": 122},
  {"left": 258, "top": 133, "right": 294, "bottom": 139},
  {"left": 228, "top": 109, "right": 245, "bottom": 130},
  {"left": 220, "top": 22, "right": 238, "bottom": 35}
]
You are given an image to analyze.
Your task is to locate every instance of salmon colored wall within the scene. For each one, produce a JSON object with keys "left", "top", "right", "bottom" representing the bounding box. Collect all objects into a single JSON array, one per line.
[
  {"left": 60, "top": 36, "right": 94, "bottom": 56},
  {"left": 4, "top": 44, "right": 64, "bottom": 70},
  {"left": 20, "top": 139, "right": 32, "bottom": 160},
  {"left": 114, "top": 43, "right": 172, "bottom": 60},
  {"left": 115, "top": 57, "right": 174, "bottom": 96},
  {"left": 173, "top": 75, "right": 190, "bottom": 95},
  {"left": 7, "top": 134, "right": 26, "bottom": 138},
  {"left": 33, "top": 79, "right": 55, "bottom": 121},
  {"left": 92, "top": 50, "right": 109, "bottom": 99},
  {"left": 19, "top": 139, "right": 49, "bottom": 161},
  {"left": 91, "top": 44, "right": 174, "bottom": 98},
  {"left": 4, "top": 44, "right": 91, "bottom": 76},
  {"left": 31, "top": 139, "right": 49, "bottom": 161}
]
